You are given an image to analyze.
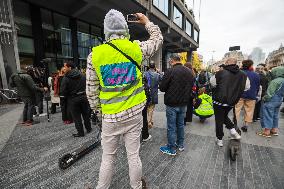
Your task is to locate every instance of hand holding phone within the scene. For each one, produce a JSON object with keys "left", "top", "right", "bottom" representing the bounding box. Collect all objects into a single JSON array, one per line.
[
  {"left": 126, "top": 14, "right": 139, "bottom": 22},
  {"left": 126, "top": 13, "right": 149, "bottom": 25}
]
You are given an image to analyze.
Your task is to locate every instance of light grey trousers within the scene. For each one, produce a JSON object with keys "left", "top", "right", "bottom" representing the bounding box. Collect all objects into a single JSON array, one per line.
[{"left": 96, "top": 113, "right": 143, "bottom": 189}]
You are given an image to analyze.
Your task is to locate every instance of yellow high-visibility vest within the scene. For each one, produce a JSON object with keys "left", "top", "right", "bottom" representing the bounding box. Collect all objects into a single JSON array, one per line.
[
  {"left": 195, "top": 93, "right": 214, "bottom": 116},
  {"left": 92, "top": 39, "right": 146, "bottom": 114}
]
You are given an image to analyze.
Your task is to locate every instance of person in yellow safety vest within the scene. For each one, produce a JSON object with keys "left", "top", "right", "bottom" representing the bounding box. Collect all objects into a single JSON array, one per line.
[
  {"left": 86, "top": 9, "right": 163, "bottom": 189},
  {"left": 193, "top": 87, "right": 214, "bottom": 123}
]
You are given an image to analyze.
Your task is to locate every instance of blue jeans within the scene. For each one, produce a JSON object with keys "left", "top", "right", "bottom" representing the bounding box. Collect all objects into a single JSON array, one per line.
[
  {"left": 260, "top": 101, "right": 282, "bottom": 129},
  {"left": 166, "top": 105, "right": 187, "bottom": 150}
]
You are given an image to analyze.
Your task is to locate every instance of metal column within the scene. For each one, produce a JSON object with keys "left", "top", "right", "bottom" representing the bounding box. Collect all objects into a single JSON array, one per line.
[
  {"left": 0, "top": 45, "right": 8, "bottom": 88},
  {"left": 7, "top": 0, "right": 20, "bottom": 71}
]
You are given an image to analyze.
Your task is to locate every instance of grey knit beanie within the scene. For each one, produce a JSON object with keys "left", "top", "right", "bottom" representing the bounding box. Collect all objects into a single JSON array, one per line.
[{"left": 104, "top": 9, "right": 129, "bottom": 40}]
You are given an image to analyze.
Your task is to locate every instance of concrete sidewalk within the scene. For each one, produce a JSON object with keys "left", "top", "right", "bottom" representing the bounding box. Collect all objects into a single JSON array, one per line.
[{"left": 0, "top": 97, "right": 284, "bottom": 189}]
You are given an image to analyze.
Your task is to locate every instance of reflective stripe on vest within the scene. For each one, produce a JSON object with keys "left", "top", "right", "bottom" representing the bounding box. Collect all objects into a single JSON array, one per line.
[{"left": 100, "top": 86, "right": 144, "bottom": 104}]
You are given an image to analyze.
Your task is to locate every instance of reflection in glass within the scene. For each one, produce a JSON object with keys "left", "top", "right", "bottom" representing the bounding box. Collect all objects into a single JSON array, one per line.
[
  {"left": 194, "top": 28, "right": 199, "bottom": 42},
  {"left": 186, "top": 20, "right": 192, "bottom": 36},
  {"left": 173, "top": 6, "right": 183, "bottom": 28},
  {"left": 77, "top": 21, "right": 102, "bottom": 63},
  {"left": 41, "top": 9, "right": 56, "bottom": 57},
  {"left": 13, "top": 0, "right": 33, "bottom": 37},
  {"left": 54, "top": 13, "right": 72, "bottom": 58}
]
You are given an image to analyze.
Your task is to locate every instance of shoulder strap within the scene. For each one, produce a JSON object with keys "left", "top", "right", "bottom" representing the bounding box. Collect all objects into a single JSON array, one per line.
[{"left": 105, "top": 42, "right": 141, "bottom": 72}]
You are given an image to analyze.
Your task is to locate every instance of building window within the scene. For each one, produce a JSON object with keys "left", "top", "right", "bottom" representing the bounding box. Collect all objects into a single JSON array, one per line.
[
  {"left": 77, "top": 21, "right": 102, "bottom": 69},
  {"left": 54, "top": 13, "right": 72, "bottom": 60},
  {"left": 41, "top": 9, "right": 56, "bottom": 58},
  {"left": 13, "top": 0, "right": 33, "bottom": 37},
  {"left": 173, "top": 6, "right": 183, "bottom": 28},
  {"left": 194, "top": 28, "right": 199, "bottom": 42},
  {"left": 153, "top": 0, "right": 169, "bottom": 16},
  {"left": 18, "top": 37, "right": 34, "bottom": 54},
  {"left": 41, "top": 9, "right": 73, "bottom": 73},
  {"left": 186, "top": 19, "right": 192, "bottom": 36}
]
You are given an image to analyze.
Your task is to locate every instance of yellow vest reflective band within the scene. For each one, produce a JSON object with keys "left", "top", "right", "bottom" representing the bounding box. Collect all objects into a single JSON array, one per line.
[
  {"left": 195, "top": 93, "right": 214, "bottom": 116},
  {"left": 92, "top": 39, "right": 146, "bottom": 114}
]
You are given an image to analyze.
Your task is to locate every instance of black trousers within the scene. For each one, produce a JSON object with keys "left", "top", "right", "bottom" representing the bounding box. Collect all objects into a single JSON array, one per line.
[
  {"left": 141, "top": 106, "right": 149, "bottom": 140},
  {"left": 253, "top": 101, "right": 261, "bottom": 120},
  {"left": 213, "top": 104, "right": 235, "bottom": 140},
  {"left": 35, "top": 91, "right": 43, "bottom": 114},
  {"left": 60, "top": 97, "right": 73, "bottom": 121},
  {"left": 184, "top": 97, "right": 193, "bottom": 123},
  {"left": 51, "top": 103, "right": 59, "bottom": 114},
  {"left": 22, "top": 97, "right": 35, "bottom": 122},
  {"left": 68, "top": 95, "right": 91, "bottom": 135}
]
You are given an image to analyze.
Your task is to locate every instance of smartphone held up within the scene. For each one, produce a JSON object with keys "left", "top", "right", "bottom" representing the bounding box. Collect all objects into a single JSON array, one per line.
[{"left": 126, "top": 14, "right": 139, "bottom": 22}]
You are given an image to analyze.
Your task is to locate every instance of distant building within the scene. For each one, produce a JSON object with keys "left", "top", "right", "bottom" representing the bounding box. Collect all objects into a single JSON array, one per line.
[
  {"left": 211, "top": 50, "right": 245, "bottom": 72},
  {"left": 248, "top": 47, "right": 265, "bottom": 66},
  {"left": 265, "top": 44, "right": 284, "bottom": 69}
]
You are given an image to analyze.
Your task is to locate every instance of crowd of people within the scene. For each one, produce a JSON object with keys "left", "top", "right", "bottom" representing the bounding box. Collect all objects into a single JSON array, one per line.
[{"left": 8, "top": 9, "right": 284, "bottom": 189}]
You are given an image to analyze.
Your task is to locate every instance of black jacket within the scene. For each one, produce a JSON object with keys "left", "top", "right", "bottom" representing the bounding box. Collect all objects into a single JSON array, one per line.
[
  {"left": 259, "top": 72, "right": 269, "bottom": 98},
  {"left": 60, "top": 69, "right": 86, "bottom": 98},
  {"left": 212, "top": 64, "right": 247, "bottom": 106},
  {"left": 159, "top": 63, "right": 194, "bottom": 107},
  {"left": 9, "top": 72, "right": 43, "bottom": 98}
]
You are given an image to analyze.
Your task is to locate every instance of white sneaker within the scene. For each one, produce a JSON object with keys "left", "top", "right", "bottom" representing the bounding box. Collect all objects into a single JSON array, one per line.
[
  {"left": 216, "top": 139, "right": 223, "bottom": 147},
  {"left": 142, "top": 135, "right": 152, "bottom": 142},
  {"left": 230, "top": 132, "right": 241, "bottom": 140},
  {"left": 39, "top": 113, "right": 47, "bottom": 117}
]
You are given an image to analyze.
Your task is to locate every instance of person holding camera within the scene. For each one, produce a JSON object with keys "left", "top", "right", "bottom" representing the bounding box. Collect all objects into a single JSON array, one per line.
[
  {"left": 86, "top": 9, "right": 163, "bottom": 189},
  {"left": 9, "top": 68, "right": 47, "bottom": 126}
]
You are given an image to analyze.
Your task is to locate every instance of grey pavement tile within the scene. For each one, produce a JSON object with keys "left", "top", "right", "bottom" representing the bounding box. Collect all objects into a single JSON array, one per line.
[{"left": 248, "top": 144, "right": 265, "bottom": 189}]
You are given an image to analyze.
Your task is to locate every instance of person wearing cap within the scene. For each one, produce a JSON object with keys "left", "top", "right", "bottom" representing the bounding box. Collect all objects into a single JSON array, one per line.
[
  {"left": 210, "top": 58, "right": 249, "bottom": 147},
  {"left": 60, "top": 62, "right": 92, "bottom": 137},
  {"left": 159, "top": 53, "right": 194, "bottom": 156},
  {"left": 86, "top": 10, "right": 163, "bottom": 189},
  {"left": 144, "top": 61, "right": 162, "bottom": 130}
]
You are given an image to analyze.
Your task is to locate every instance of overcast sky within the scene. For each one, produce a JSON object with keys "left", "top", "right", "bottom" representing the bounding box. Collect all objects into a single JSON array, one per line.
[{"left": 186, "top": 0, "right": 284, "bottom": 62}]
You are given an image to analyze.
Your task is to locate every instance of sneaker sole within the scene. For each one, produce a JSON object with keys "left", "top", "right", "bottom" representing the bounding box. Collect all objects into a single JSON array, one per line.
[{"left": 160, "top": 150, "right": 176, "bottom": 156}]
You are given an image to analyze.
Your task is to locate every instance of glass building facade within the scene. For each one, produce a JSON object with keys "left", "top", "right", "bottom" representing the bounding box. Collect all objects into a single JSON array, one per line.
[
  {"left": 12, "top": 0, "right": 102, "bottom": 75},
  {"left": 13, "top": 0, "right": 34, "bottom": 70}
]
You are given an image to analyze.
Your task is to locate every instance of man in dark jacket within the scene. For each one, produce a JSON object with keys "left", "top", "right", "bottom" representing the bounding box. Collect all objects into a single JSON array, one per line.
[
  {"left": 210, "top": 58, "right": 249, "bottom": 147},
  {"left": 60, "top": 62, "right": 91, "bottom": 137},
  {"left": 9, "top": 70, "right": 45, "bottom": 126},
  {"left": 159, "top": 53, "right": 194, "bottom": 156}
]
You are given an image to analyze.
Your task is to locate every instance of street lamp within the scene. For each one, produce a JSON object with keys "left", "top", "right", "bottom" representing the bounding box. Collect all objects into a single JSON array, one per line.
[{"left": 210, "top": 50, "right": 215, "bottom": 66}]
